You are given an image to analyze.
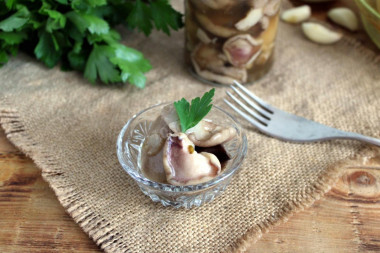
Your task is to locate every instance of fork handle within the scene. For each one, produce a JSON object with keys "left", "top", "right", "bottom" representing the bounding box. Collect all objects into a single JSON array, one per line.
[{"left": 334, "top": 131, "right": 380, "bottom": 147}]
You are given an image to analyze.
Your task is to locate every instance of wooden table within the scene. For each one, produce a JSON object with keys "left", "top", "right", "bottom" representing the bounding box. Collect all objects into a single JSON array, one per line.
[{"left": 1, "top": 1, "right": 380, "bottom": 252}]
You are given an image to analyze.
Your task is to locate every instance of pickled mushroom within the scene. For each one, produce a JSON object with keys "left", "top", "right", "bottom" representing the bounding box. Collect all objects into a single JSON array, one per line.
[
  {"left": 263, "top": 0, "right": 280, "bottom": 17},
  {"left": 161, "top": 104, "right": 181, "bottom": 133},
  {"left": 196, "top": 28, "right": 212, "bottom": 44},
  {"left": 142, "top": 115, "right": 171, "bottom": 156},
  {"left": 140, "top": 116, "right": 172, "bottom": 183},
  {"left": 251, "top": 0, "right": 266, "bottom": 9},
  {"left": 186, "top": 120, "right": 236, "bottom": 147},
  {"left": 256, "top": 42, "right": 274, "bottom": 65},
  {"left": 223, "top": 34, "right": 262, "bottom": 68},
  {"left": 190, "top": 0, "right": 235, "bottom": 10},
  {"left": 163, "top": 133, "right": 221, "bottom": 186},
  {"left": 195, "top": 11, "right": 238, "bottom": 38},
  {"left": 260, "top": 16, "right": 270, "bottom": 30},
  {"left": 192, "top": 43, "right": 247, "bottom": 84},
  {"left": 235, "top": 8, "right": 263, "bottom": 31}
]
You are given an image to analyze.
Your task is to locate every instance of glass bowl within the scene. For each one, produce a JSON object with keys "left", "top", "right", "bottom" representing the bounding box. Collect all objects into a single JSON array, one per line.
[
  {"left": 117, "top": 103, "right": 247, "bottom": 208},
  {"left": 356, "top": 0, "right": 380, "bottom": 49}
]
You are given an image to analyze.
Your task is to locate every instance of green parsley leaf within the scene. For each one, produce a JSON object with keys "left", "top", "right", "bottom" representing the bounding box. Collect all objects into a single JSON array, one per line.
[
  {"left": 34, "top": 31, "right": 61, "bottom": 68},
  {"left": 66, "top": 11, "right": 109, "bottom": 35},
  {"left": 87, "top": 29, "right": 120, "bottom": 45},
  {"left": 84, "top": 45, "right": 120, "bottom": 84},
  {"left": 85, "top": 0, "right": 107, "bottom": 8},
  {"left": 110, "top": 44, "right": 152, "bottom": 88},
  {"left": 83, "top": 14, "right": 109, "bottom": 35},
  {"left": 5, "top": 0, "right": 17, "bottom": 10},
  {"left": 0, "top": 31, "right": 27, "bottom": 45},
  {"left": 150, "top": 0, "right": 183, "bottom": 35},
  {"left": 174, "top": 89, "right": 215, "bottom": 132},
  {"left": 55, "top": 0, "right": 69, "bottom": 5},
  {"left": 45, "top": 9, "right": 67, "bottom": 32},
  {"left": 0, "top": 51, "right": 9, "bottom": 65},
  {"left": 0, "top": 6, "right": 30, "bottom": 32},
  {"left": 68, "top": 49, "right": 86, "bottom": 71},
  {"left": 0, "top": 0, "right": 183, "bottom": 87},
  {"left": 127, "top": 0, "right": 153, "bottom": 36}
]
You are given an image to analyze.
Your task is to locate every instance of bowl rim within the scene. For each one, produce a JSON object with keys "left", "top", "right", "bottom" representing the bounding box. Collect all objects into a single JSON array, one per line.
[
  {"left": 116, "top": 102, "right": 248, "bottom": 192},
  {"left": 357, "top": 0, "right": 380, "bottom": 19}
]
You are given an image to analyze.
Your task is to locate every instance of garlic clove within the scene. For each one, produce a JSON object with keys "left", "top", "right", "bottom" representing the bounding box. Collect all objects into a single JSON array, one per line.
[
  {"left": 327, "top": 7, "right": 359, "bottom": 32},
  {"left": 281, "top": 5, "right": 311, "bottom": 24},
  {"left": 302, "top": 22, "right": 342, "bottom": 44}
]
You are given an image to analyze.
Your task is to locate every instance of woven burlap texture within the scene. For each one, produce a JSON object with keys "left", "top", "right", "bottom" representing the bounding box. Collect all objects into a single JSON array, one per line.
[{"left": 1, "top": 8, "right": 380, "bottom": 253}]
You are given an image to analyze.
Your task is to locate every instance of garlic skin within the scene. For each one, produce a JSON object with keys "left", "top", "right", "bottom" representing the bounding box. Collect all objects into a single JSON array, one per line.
[
  {"left": 327, "top": 7, "right": 359, "bottom": 32},
  {"left": 281, "top": 5, "right": 311, "bottom": 24},
  {"left": 302, "top": 22, "right": 342, "bottom": 44}
]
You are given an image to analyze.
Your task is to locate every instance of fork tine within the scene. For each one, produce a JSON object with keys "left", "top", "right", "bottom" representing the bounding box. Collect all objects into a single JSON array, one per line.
[
  {"left": 226, "top": 91, "right": 270, "bottom": 124},
  {"left": 232, "top": 81, "right": 274, "bottom": 113},
  {"left": 229, "top": 86, "right": 272, "bottom": 119},
  {"left": 224, "top": 99, "right": 268, "bottom": 129}
]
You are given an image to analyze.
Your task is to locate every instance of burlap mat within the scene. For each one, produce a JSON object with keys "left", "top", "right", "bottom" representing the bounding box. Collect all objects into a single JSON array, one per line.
[{"left": 1, "top": 3, "right": 380, "bottom": 252}]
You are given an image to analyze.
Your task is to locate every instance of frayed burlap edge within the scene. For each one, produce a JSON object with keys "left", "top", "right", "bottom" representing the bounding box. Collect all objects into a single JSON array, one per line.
[
  {"left": 0, "top": 101, "right": 124, "bottom": 252},
  {"left": 1, "top": 35, "right": 379, "bottom": 253}
]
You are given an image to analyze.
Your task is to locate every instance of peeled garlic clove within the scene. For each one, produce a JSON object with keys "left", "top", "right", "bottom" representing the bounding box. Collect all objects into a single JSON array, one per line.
[
  {"left": 302, "top": 22, "right": 342, "bottom": 44},
  {"left": 281, "top": 5, "right": 311, "bottom": 24},
  {"left": 327, "top": 7, "right": 359, "bottom": 32}
]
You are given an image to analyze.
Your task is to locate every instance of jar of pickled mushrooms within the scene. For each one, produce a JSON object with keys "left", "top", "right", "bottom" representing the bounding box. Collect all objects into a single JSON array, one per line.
[{"left": 185, "top": 0, "right": 281, "bottom": 85}]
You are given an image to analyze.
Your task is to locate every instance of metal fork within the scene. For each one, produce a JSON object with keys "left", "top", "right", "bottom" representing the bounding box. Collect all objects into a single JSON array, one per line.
[{"left": 224, "top": 81, "right": 380, "bottom": 146}]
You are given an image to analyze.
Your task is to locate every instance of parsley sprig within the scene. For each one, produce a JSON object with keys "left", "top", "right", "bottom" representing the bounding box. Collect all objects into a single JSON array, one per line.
[
  {"left": 174, "top": 88, "right": 215, "bottom": 133},
  {"left": 0, "top": 0, "right": 183, "bottom": 87}
]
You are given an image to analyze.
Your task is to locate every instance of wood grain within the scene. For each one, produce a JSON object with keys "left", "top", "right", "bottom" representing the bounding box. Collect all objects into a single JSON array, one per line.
[
  {"left": 248, "top": 157, "right": 380, "bottom": 252},
  {"left": 1, "top": 1, "right": 380, "bottom": 252},
  {"left": 0, "top": 128, "right": 101, "bottom": 252}
]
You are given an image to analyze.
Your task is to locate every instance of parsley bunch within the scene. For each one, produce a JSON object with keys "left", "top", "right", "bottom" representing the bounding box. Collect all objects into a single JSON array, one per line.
[{"left": 0, "top": 0, "right": 183, "bottom": 87}]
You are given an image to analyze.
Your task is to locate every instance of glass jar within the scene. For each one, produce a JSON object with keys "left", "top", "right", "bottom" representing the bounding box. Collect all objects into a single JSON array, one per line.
[{"left": 185, "top": 0, "right": 281, "bottom": 85}]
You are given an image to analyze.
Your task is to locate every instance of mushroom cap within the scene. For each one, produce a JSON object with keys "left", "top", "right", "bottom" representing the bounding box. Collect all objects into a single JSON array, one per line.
[
  {"left": 190, "top": 0, "right": 235, "bottom": 10},
  {"left": 141, "top": 145, "right": 167, "bottom": 183},
  {"left": 186, "top": 120, "right": 237, "bottom": 147},
  {"left": 191, "top": 43, "right": 247, "bottom": 84},
  {"left": 195, "top": 11, "right": 238, "bottom": 38},
  {"left": 160, "top": 104, "right": 181, "bottom": 133},
  {"left": 263, "top": 0, "right": 281, "bottom": 17},
  {"left": 163, "top": 133, "right": 221, "bottom": 186}
]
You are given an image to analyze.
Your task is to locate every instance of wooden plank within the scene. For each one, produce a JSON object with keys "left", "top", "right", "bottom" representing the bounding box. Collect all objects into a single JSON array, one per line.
[
  {"left": 0, "top": 128, "right": 101, "bottom": 252},
  {"left": 248, "top": 163, "right": 380, "bottom": 252}
]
